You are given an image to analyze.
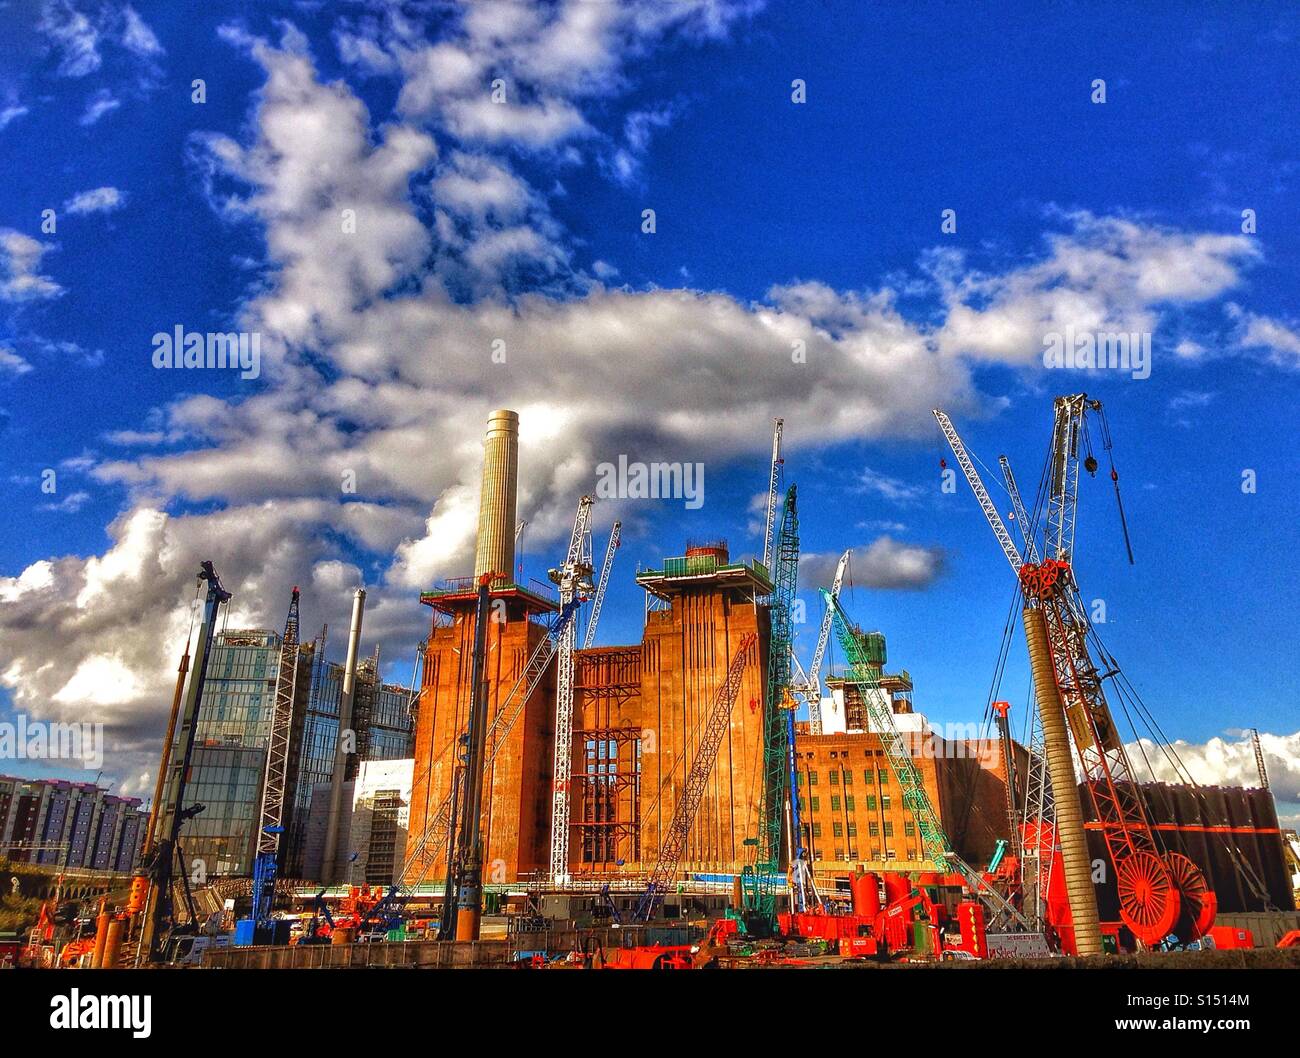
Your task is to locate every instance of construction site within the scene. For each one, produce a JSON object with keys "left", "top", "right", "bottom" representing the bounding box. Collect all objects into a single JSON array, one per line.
[{"left": 14, "top": 398, "right": 1300, "bottom": 972}]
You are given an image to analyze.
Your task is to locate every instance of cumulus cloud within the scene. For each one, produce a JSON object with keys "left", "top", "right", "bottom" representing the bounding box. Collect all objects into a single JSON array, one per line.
[
  {"left": 64, "top": 186, "right": 126, "bottom": 214},
  {"left": 1128, "top": 730, "right": 1300, "bottom": 804},
  {"left": 0, "top": 229, "right": 63, "bottom": 301},
  {"left": 802, "top": 538, "right": 944, "bottom": 592},
  {"left": 934, "top": 212, "right": 1258, "bottom": 365}
]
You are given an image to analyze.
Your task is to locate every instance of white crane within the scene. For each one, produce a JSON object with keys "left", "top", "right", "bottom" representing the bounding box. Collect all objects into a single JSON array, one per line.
[
  {"left": 548, "top": 496, "right": 595, "bottom": 884},
  {"left": 792, "top": 549, "right": 849, "bottom": 734},
  {"left": 761, "top": 418, "right": 784, "bottom": 572},
  {"left": 583, "top": 520, "right": 621, "bottom": 649}
]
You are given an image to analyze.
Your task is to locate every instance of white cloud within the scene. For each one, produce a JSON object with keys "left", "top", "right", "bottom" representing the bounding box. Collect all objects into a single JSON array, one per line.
[
  {"left": 1236, "top": 311, "right": 1300, "bottom": 368},
  {"left": 120, "top": 5, "right": 164, "bottom": 58},
  {"left": 64, "top": 186, "right": 126, "bottom": 215},
  {"left": 0, "top": 105, "right": 30, "bottom": 131},
  {"left": 1128, "top": 731, "right": 1300, "bottom": 804},
  {"left": 79, "top": 88, "right": 121, "bottom": 126},
  {"left": 38, "top": 0, "right": 102, "bottom": 77},
  {"left": 0, "top": 229, "right": 63, "bottom": 301},
  {"left": 0, "top": 347, "right": 34, "bottom": 375},
  {"left": 38, "top": 1, "right": 165, "bottom": 80},
  {"left": 934, "top": 212, "right": 1259, "bottom": 366}
]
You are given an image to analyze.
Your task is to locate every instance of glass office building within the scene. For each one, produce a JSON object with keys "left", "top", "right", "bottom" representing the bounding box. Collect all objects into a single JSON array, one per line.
[{"left": 179, "top": 629, "right": 414, "bottom": 879}]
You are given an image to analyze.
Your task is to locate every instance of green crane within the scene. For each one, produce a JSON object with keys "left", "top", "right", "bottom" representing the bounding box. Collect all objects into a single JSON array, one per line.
[
  {"left": 744, "top": 485, "right": 800, "bottom": 927},
  {"left": 824, "top": 591, "right": 1032, "bottom": 932}
]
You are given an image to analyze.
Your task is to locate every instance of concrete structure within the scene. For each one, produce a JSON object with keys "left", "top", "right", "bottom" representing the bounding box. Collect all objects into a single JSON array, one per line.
[
  {"left": 0, "top": 775, "right": 146, "bottom": 872},
  {"left": 474, "top": 409, "right": 519, "bottom": 580},
  {"left": 303, "top": 758, "right": 413, "bottom": 884}
]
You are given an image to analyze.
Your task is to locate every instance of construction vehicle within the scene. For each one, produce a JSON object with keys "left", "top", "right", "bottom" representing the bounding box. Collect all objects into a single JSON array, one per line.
[
  {"left": 935, "top": 399, "right": 1217, "bottom": 953},
  {"left": 139, "top": 561, "right": 232, "bottom": 963}
]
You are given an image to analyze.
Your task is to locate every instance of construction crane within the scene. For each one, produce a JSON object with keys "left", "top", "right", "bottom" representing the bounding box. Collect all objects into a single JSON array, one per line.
[
  {"left": 746, "top": 485, "right": 810, "bottom": 924},
  {"left": 761, "top": 417, "right": 784, "bottom": 572},
  {"left": 936, "top": 398, "right": 1212, "bottom": 950},
  {"left": 636, "top": 634, "right": 757, "bottom": 921},
  {"left": 794, "top": 548, "right": 849, "bottom": 735},
  {"left": 548, "top": 496, "right": 595, "bottom": 885},
  {"left": 825, "top": 592, "right": 1031, "bottom": 933},
  {"left": 245, "top": 586, "right": 301, "bottom": 942},
  {"left": 583, "top": 520, "right": 621, "bottom": 649},
  {"left": 140, "top": 561, "right": 231, "bottom": 962}
]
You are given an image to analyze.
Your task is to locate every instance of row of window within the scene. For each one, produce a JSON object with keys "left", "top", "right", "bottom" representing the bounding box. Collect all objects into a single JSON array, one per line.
[
  {"left": 810, "top": 820, "right": 916, "bottom": 839},
  {"left": 800, "top": 794, "right": 894, "bottom": 813},
  {"left": 798, "top": 768, "right": 891, "bottom": 787}
]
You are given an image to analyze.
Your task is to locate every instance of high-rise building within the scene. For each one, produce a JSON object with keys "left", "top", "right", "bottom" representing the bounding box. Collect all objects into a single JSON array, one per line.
[
  {"left": 178, "top": 627, "right": 413, "bottom": 880},
  {"left": 0, "top": 775, "right": 146, "bottom": 872}
]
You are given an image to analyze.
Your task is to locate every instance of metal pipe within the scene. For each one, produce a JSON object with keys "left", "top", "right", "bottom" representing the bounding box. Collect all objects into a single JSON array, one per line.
[
  {"left": 1023, "top": 606, "right": 1103, "bottom": 956},
  {"left": 455, "top": 576, "right": 493, "bottom": 941},
  {"left": 322, "top": 588, "right": 366, "bottom": 883},
  {"left": 473, "top": 410, "right": 519, "bottom": 582}
]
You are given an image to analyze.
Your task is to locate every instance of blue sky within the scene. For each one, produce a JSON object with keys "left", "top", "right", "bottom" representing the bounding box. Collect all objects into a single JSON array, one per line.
[{"left": 0, "top": 1, "right": 1296, "bottom": 820}]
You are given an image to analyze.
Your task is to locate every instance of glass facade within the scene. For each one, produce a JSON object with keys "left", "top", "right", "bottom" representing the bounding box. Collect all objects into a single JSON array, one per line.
[{"left": 176, "top": 630, "right": 415, "bottom": 880}]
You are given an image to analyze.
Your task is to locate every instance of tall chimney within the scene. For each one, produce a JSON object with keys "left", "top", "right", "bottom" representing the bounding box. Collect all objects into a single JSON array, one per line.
[
  {"left": 322, "top": 587, "right": 365, "bottom": 883},
  {"left": 474, "top": 409, "right": 519, "bottom": 581}
]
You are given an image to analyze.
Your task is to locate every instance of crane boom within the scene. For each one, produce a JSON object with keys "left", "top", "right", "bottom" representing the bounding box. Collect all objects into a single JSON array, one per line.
[
  {"left": 747, "top": 485, "right": 805, "bottom": 921},
  {"left": 998, "top": 456, "right": 1040, "bottom": 566},
  {"left": 802, "top": 548, "right": 849, "bottom": 734},
  {"left": 761, "top": 418, "right": 784, "bottom": 572},
  {"left": 933, "top": 410, "right": 1023, "bottom": 573},
  {"left": 583, "top": 520, "right": 621, "bottom": 649},
  {"left": 250, "top": 587, "right": 300, "bottom": 926},
  {"left": 636, "top": 634, "right": 757, "bottom": 920},
  {"left": 825, "top": 591, "right": 1030, "bottom": 931},
  {"left": 548, "top": 496, "right": 595, "bottom": 884}
]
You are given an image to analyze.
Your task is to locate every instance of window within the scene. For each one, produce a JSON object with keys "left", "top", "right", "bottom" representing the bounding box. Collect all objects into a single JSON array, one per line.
[
  {"left": 868, "top": 822, "right": 879, "bottom": 837},
  {"left": 812, "top": 823, "right": 822, "bottom": 839},
  {"left": 796, "top": 772, "right": 805, "bottom": 786},
  {"left": 904, "top": 821, "right": 915, "bottom": 837},
  {"left": 842, "top": 770, "right": 852, "bottom": 786},
  {"left": 883, "top": 822, "right": 894, "bottom": 838},
  {"left": 829, "top": 771, "right": 839, "bottom": 785},
  {"left": 808, "top": 771, "right": 819, "bottom": 786},
  {"left": 845, "top": 795, "right": 855, "bottom": 812},
  {"left": 847, "top": 823, "right": 857, "bottom": 837},
  {"left": 833, "top": 822, "right": 843, "bottom": 838},
  {"left": 810, "top": 797, "right": 820, "bottom": 812},
  {"left": 881, "top": 794, "right": 892, "bottom": 810},
  {"left": 831, "top": 796, "right": 842, "bottom": 812},
  {"left": 864, "top": 770, "right": 874, "bottom": 785},
  {"left": 834, "top": 848, "right": 843, "bottom": 861},
  {"left": 878, "top": 769, "right": 889, "bottom": 785},
  {"left": 866, "top": 795, "right": 877, "bottom": 811}
]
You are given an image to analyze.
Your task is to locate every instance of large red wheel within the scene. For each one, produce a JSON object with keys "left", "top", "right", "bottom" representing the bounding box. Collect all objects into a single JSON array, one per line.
[
  {"left": 1116, "top": 851, "right": 1180, "bottom": 945},
  {"left": 1166, "top": 852, "right": 1216, "bottom": 942}
]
